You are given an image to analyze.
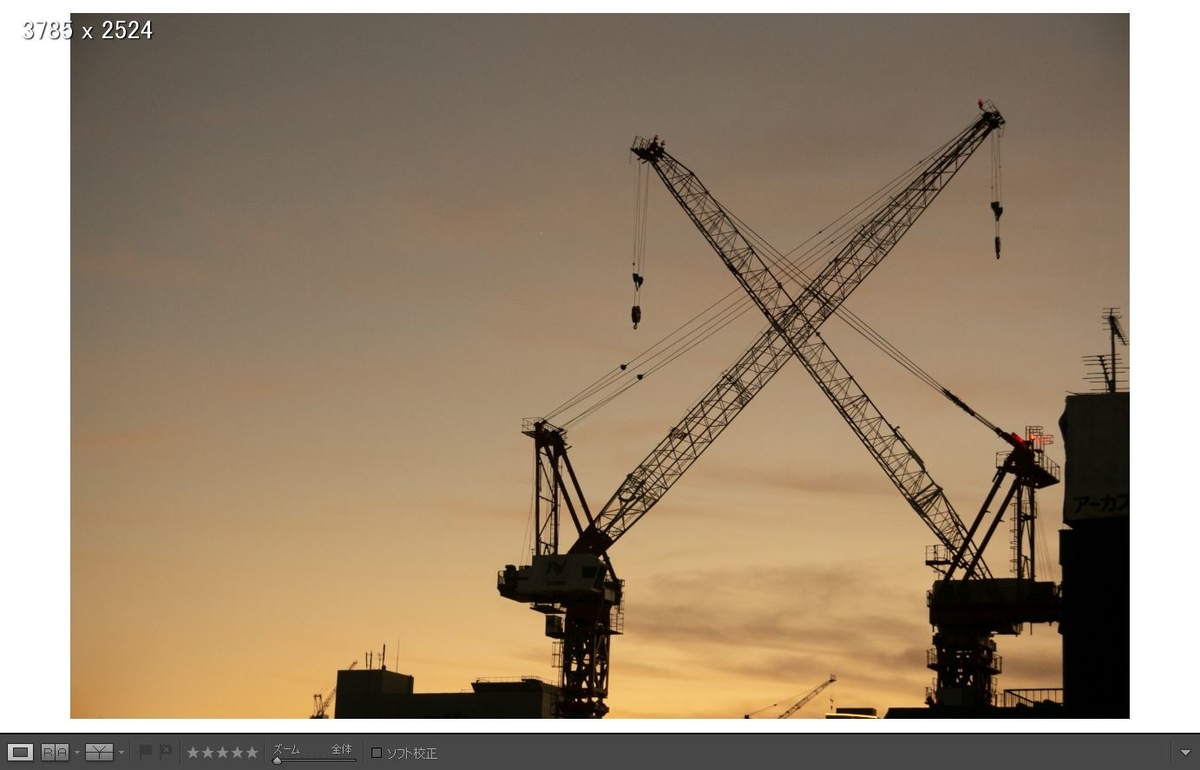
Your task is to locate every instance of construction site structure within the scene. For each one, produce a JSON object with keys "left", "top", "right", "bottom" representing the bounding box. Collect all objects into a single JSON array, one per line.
[
  {"left": 310, "top": 660, "right": 356, "bottom": 718},
  {"left": 497, "top": 105, "right": 1013, "bottom": 719},
  {"left": 916, "top": 422, "right": 1061, "bottom": 709},
  {"left": 744, "top": 675, "right": 837, "bottom": 719},
  {"left": 632, "top": 104, "right": 1066, "bottom": 713}
]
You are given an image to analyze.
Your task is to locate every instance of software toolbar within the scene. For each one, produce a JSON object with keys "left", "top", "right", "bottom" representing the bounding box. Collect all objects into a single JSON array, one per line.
[{"left": 3, "top": 734, "right": 1196, "bottom": 769}]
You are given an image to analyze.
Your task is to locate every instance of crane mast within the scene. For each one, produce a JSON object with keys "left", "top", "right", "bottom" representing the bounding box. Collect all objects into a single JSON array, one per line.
[
  {"left": 500, "top": 322, "right": 799, "bottom": 717},
  {"left": 510, "top": 311, "right": 823, "bottom": 716},
  {"left": 500, "top": 106, "right": 1013, "bottom": 717}
]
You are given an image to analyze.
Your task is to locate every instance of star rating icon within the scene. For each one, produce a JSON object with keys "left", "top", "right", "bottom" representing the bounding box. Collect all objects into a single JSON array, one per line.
[{"left": 187, "top": 745, "right": 258, "bottom": 760}]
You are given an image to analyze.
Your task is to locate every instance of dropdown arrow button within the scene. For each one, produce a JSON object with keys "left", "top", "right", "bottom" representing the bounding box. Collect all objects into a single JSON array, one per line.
[{"left": 1182, "top": 748, "right": 1192, "bottom": 756}]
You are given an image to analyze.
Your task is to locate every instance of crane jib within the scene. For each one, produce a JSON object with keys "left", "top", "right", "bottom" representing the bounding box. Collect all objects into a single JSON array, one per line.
[
  {"left": 502, "top": 107, "right": 1008, "bottom": 719},
  {"left": 608, "top": 107, "right": 1004, "bottom": 556}
]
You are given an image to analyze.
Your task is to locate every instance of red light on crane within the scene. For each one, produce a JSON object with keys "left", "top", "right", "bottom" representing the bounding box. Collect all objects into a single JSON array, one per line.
[{"left": 1025, "top": 426, "right": 1054, "bottom": 449}]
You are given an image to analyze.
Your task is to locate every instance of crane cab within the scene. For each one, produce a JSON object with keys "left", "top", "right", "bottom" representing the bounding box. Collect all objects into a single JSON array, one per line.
[{"left": 497, "top": 554, "right": 611, "bottom": 604}]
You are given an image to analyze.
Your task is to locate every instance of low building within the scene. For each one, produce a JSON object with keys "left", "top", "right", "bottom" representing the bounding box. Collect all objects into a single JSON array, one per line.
[{"left": 333, "top": 669, "right": 558, "bottom": 719}]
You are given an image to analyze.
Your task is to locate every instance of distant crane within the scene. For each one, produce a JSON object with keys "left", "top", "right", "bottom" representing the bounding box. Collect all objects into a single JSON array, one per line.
[
  {"left": 745, "top": 675, "right": 837, "bottom": 719},
  {"left": 310, "top": 660, "right": 357, "bottom": 718}
]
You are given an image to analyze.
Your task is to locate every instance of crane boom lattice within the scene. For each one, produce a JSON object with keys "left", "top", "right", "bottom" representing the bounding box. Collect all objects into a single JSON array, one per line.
[
  {"left": 501, "top": 105, "right": 1012, "bottom": 718},
  {"left": 633, "top": 105, "right": 1062, "bottom": 710}
]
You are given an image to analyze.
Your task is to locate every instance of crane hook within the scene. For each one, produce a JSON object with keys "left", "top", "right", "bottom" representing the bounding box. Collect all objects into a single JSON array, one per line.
[{"left": 991, "top": 202, "right": 1003, "bottom": 259}]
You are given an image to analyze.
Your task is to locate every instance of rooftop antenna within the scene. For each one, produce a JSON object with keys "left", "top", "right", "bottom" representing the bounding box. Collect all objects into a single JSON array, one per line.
[
  {"left": 1105, "top": 308, "right": 1128, "bottom": 394},
  {"left": 1082, "top": 308, "right": 1128, "bottom": 393}
]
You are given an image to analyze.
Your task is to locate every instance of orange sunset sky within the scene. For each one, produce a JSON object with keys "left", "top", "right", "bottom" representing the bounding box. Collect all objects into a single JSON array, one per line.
[{"left": 6, "top": 7, "right": 1183, "bottom": 728}]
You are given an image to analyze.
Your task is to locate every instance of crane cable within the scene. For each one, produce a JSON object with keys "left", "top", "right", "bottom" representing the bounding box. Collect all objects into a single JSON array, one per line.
[
  {"left": 545, "top": 285, "right": 756, "bottom": 426},
  {"left": 753, "top": 222, "right": 1001, "bottom": 430},
  {"left": 729, "top": 132, "right": 1014, "bottom": 436},
  {"left": 546, "top": 141, "right": 947, "bottom": 427},
  {"left": 991, "top": 128, "right": 1003, "bottom": 259},
  {"left": 744, "top": 690, "right": 802, "bottom": 719},
  {"left": 545, "top": 130, "right": 991, "bottom": 428},
  {"left": 631, "top": 157, "right": 652, "bottom": 328},
  {"left": 728, "top": 191, "right": 1013, "bottom": 440}
]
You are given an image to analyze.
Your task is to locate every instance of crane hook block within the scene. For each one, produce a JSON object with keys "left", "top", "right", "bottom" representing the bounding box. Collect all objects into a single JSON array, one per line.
[
  {"left": 991, "top": 201, "right": 1003, "bottom": 221},
  {"left": 632, "top": 272, "right": 644, "bottom": 289},
  {"left": 631, "top": 305, "right": 641, "bottom": 329}
]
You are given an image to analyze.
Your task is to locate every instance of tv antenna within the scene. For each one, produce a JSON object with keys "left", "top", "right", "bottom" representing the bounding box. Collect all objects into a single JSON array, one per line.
[{"left": 1083, "top": 308, "right": 1128, "bottom": 393}]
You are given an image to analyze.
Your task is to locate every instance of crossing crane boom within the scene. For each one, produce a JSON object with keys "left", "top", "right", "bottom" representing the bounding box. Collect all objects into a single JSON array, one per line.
[
  {"left": 582, "top": 106, "right": 1006, "bottom": 562},
  {"left": 500, "top": 106, "right": 1008, "bottom": 718},
  {"left": 628, "top": 106, "right": 1005, "bottom": 572},
  {"left": 635, "top": 104, "right": 1063, "bottom": 708},
  {"left": 629, "top": 106, "right": 1004, "bottom": 375}
]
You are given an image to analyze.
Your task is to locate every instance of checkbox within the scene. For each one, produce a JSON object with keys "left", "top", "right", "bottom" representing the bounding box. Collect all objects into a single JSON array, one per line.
[{"left": 371, "top": 747, "right": 383, "bottom": 759}]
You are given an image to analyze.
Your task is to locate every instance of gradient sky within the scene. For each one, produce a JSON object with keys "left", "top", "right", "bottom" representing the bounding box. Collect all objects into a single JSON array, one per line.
[
  {"left": 66, "top": 12, "right": 1129, "bottom": 720},
  {"left": 7, "top": 10, "right": 1148, "bottom": 724}
]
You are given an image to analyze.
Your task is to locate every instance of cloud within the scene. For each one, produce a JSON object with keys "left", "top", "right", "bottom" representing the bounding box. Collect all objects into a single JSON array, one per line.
[
  {"left": 610, "top": 562, "right": 1008, "bottom": 715},
  {"left": 629, "top": 562, "right": 930, "bottom": 660},
  {"left": 608, "top": 560, "right": 1065, "bottom": 716}
]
